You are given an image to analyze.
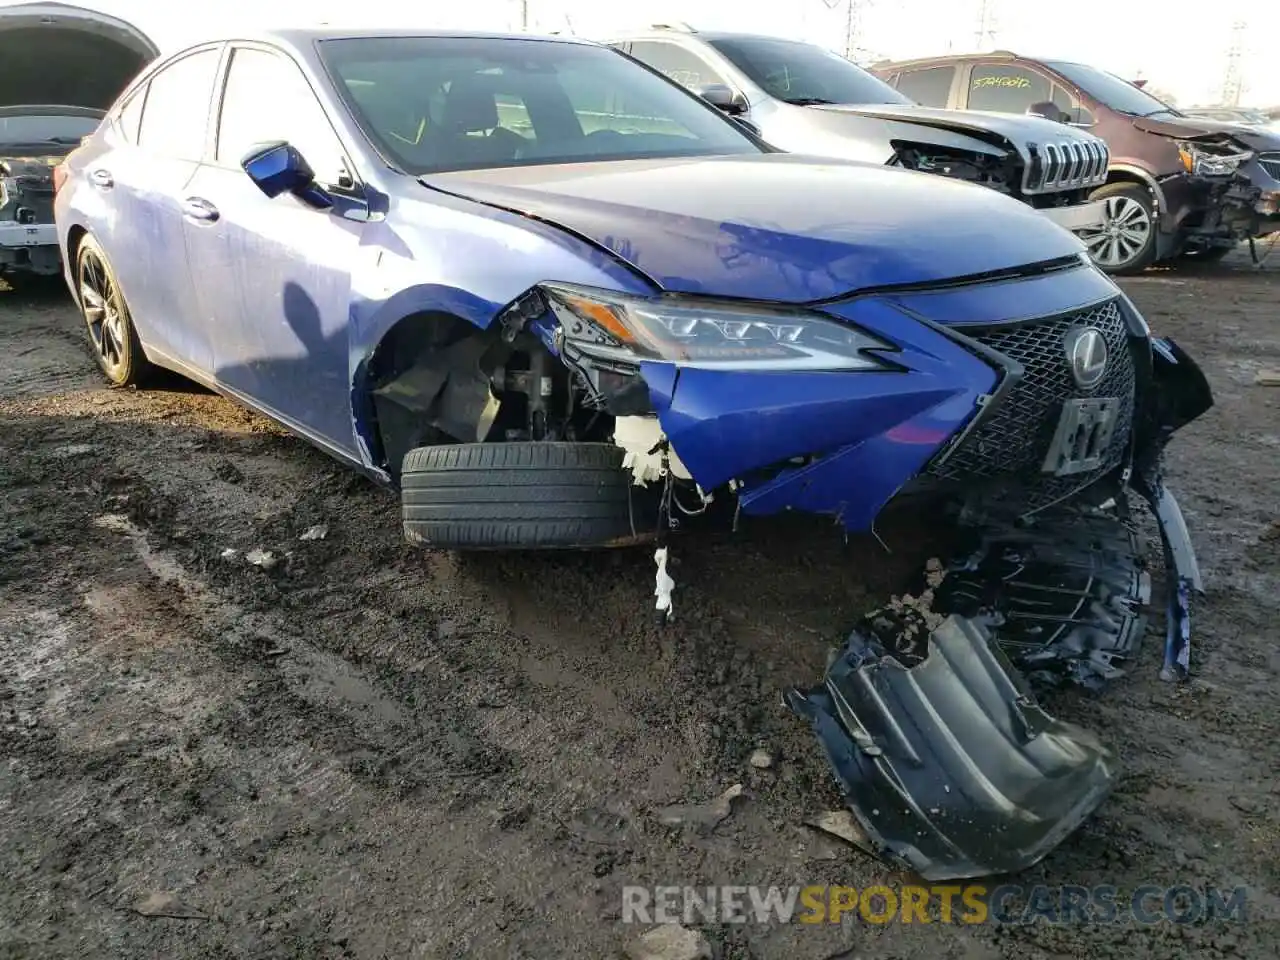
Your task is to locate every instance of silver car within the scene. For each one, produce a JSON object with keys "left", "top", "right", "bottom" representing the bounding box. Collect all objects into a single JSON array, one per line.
[{"left": 606, "top": 27, "right": 1110, "bottom": 241}]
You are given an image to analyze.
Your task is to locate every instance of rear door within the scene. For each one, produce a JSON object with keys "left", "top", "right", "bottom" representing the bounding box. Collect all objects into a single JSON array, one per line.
[
  {"left": 181, "top": 43, "right": 365, "bottom": 455},
  {"left": 93, "top": 46, "right": 223, "bottom": 372}
]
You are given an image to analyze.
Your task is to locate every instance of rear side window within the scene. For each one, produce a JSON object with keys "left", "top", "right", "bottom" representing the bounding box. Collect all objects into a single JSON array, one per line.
[
  {"left": 968, "top": 64, "right": 1051, "bottom": 114},
  {"left": 137, "top": 49, "right": 221, "bottom": 159},
  {"left": 895, "top": 66, "right": 955, "bottom": 107},
  {"left": 116, "top": 86, "right": 147, "bottom": 144}
]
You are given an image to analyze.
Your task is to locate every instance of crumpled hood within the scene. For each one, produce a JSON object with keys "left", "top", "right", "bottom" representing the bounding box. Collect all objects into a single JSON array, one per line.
[
  {"left": 1133, "top": 115, "right": 1280, "bottom": 151},
  {"left": 426, "top": 154, "right": 1085, "bottom": 303},
  {"left": 819, "top": 102, "right": 1104, "bottom": 150}
]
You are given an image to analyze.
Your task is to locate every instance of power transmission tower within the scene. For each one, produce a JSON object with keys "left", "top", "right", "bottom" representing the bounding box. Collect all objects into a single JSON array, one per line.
[
  {"left": 1221, "top": 20, "right": 1246, "bottom": 106},
  {"left": 821, "top": 0, "right": 871, "bottom": 60},
  {"left": 974, "top": 0, "right": 998, "bottom": 50}
]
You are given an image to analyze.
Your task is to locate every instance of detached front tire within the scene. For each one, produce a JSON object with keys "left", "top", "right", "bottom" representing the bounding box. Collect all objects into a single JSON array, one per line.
[
  {"left": 401, "top": 442, "right": 656, "bottom": 550},
  {"left": 1079, "top": 183, "right": 1158, "bottom": 275}
]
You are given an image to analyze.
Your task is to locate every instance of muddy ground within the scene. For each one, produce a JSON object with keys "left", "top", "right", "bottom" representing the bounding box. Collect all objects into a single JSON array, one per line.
[{"left": 0, "top": 250, "right": 1278, "bottom": 960}]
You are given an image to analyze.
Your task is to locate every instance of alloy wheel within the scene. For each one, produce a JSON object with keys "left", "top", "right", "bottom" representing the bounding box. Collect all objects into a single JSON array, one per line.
[
  {"left": 1078, "top": 195, "right": 1153, "bottom": 270},
  {"left": 78, "top": 248, "right": 128, "bottom": 379}
]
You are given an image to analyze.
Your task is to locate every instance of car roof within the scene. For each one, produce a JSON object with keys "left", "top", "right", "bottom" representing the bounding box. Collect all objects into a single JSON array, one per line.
[
  {"left": 607, "top": 28, "right": 816, "bottom": 43},
  {"left": 873, "top": 52, "right": 1069, "bottom": 69},
  {"left": 202, "top": 26, "right": 599, "bottom": 48}
]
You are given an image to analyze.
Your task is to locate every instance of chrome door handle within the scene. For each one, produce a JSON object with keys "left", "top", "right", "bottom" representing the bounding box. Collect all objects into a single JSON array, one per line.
[
  {"left": 181, "top": 197, "right": 220, "bottom": 223},
  {"left": 89, "top": 169, "right": 113, "bottom": 188}
]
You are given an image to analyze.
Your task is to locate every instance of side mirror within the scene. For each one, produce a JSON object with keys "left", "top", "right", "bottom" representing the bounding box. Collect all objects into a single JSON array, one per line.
[
  {"left": 695, "top": 83, "right": 748, "bottom": 116},
  {"left": 241, "top": 141, "right": 332, "bottom": 210},
  {"left": 1027, "top": 101, "right": 1070, "bottom": 125}
]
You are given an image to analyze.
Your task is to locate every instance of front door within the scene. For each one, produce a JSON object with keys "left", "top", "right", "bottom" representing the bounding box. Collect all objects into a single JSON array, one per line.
[{"left": 181, "top": 44, "right": 366, "bottom": 456}]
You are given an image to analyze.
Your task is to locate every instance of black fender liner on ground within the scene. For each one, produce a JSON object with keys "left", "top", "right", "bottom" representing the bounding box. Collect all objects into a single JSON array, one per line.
[
  {"left": 400, "top": 442, "right": 656, "bottom": 550},
  {"left": 786, "top": 615, "right": 1117, "bottom": 882}
]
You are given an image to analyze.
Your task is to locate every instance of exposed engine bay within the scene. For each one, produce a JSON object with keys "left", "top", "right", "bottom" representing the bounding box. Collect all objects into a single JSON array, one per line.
[{"left": 0, "top": 155, "right": 61, "bottom": 275}]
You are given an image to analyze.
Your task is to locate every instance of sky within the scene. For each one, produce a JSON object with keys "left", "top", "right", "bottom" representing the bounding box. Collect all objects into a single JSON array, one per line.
[{"left": 5, "top": 0, "right": 1277, "bottom": 108}]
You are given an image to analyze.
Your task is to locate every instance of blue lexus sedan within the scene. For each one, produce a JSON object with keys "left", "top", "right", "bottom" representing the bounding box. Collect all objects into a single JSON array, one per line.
[{"left": 55, "top": 28, "right": 1214, "bottom": 880}]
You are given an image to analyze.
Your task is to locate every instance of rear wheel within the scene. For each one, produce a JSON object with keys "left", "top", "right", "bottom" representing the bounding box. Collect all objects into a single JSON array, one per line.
[
  {"left": 401, "top": 442, "right": 657, "bottom": 550},
  {"left": 1078, "top": 183, "right": 1157, "bottom": 275},
  {"left": 75, "top": 235, "right": 151, "bottom": 386}
]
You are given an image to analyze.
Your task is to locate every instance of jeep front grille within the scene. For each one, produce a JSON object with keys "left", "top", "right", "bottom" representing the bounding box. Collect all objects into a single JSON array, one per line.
[
  {"left": 1259, "top": 153, "right": 1280, "bottom": 181},
  {"left": 926, "top": 299, "right": 1136, "bottom": 507},
  {"left": 1029, "top": 138, "right": 1109, "bottom": 194}
]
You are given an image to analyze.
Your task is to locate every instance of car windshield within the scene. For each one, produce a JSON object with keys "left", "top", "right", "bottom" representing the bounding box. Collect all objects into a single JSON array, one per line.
[
  {"left": 706, "top": 36, "right": 912, "bottom": 106},
  {"left": 319, "top": 37, "right": 762, "bottom": 174},
  {"left": 0, "top": 113, "right": 100, "bottom": 146},
  {"left": 1044, "top": 61, "right": 1182, "bottom": 118}
]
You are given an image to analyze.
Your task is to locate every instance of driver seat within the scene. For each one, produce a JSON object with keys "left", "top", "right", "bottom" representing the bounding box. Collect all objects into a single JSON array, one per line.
[{"left": 437, "top": 73, "right": 525, "bottom": 166}]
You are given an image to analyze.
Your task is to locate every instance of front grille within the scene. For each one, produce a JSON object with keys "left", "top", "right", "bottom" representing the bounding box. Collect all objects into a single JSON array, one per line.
[
  {"left": 1259, "top": 153, "right": 1280, "bottom": 181},
  {"left": 927, "top": 299, "right": 1136, "bottom": 506},
  {"left": 1031, "top": 138, "right": 1109, "bottom": 194}
]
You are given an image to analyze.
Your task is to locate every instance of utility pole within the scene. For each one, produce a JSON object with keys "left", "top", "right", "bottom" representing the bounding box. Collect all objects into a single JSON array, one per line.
[
  {"left": 822, "top": 0, "right": 873, "bottom": 60},
  {"left": 520, "top": 0, "right": 529, "bottom": 30},
  {"left": 974, "top": 0, "right": 998, "bottom": 51},
  {"left": 1221, "top": 20, "right": 1246, "bottom": 106}
]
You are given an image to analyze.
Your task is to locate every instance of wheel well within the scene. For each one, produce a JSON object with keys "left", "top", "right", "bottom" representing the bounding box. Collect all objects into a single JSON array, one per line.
[
  {"left": 1104, "top": 170, "right": 1149, "bottom": 190},
  {"left": 359, "top": 311, "right": 500, "bottom": 476},
  {"left": 65, "top": 225, "right": 88, "bottom": 288}
]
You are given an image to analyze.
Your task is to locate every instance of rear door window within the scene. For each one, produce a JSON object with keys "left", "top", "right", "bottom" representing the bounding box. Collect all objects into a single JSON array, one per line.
[
  {"left": 895, "top": 66, "right": 955, "bottom": 107},
  {"left": 967, "top": 64, "right": 1052, "bottom": 114},
  {"left": 116, "top": 86, "right": 147, "bottom": 144},
  {"left": 136, "top": 49, "right": 221, "bottom": 159}
]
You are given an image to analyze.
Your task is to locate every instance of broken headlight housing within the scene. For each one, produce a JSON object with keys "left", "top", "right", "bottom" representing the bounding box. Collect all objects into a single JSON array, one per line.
[
  {"left": 1177, "top": 141, "right": 1252, "bottom": 177},
  {"left": 541, "top": 284, "right": 897, "bottom": 372}
]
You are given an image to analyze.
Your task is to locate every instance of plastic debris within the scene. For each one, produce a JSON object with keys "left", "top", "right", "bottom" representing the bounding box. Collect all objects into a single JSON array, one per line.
[
  {"left": 654, "top": 547, "right": 674, "bottom": 622},
  {"left": 299, "top": 524, "right": 328, "bottom": 541},
  {"left": 132, "top": 892, "right": 208, "bottom": 920},
  {"left": 656, "top": 783, "right": 743, "bottom": 832},
  {"left": 245, "top": 548, "right": 278, "bottom": 569},
  {"left": 625, "top": 925, "right": 712, "bottom": 960}
]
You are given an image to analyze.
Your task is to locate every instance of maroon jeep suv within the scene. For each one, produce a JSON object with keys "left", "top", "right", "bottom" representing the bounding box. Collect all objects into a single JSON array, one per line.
[{"left": 872, "top": 52, "right": 1280, "bottom": 274}]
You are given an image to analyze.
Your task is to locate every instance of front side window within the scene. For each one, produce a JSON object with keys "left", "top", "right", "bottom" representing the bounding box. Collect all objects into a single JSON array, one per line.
[
  {"left": 706, "top": 36, "right": 912, "bottom": 106},
  {"left": 320, "top": 37, "right": 760, "bottom": 174},
  {"left": 216, "top": 46, "right": 348, "bottom": 186},
  {"left": 967, "top": 65, "right": 1051, "bottom": 114},
  {"left": 137, "top": 49, "right": 221, "bottom": 160},
  {"left": 894, "top": 66, "right": 955, "bottom": 107}
]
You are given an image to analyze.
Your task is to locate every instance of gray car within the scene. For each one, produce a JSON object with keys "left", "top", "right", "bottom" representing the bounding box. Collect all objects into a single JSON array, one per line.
[{"left": 605, "top": 27, "right": 1110, "bottom": 241}]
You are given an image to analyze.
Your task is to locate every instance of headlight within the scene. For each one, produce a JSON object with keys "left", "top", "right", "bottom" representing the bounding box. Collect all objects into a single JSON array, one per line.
[
  {"left": 541, "top": 284, "right": 897, "bottom": 372},
  {"left": 1177, "top": 141, "right": 1252, "bottom": 177}
]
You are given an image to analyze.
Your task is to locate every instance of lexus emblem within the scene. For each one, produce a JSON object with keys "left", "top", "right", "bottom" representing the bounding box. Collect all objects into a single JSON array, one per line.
[{"left": 1065, "top": 326, "right": 1108, "bottom": 389}]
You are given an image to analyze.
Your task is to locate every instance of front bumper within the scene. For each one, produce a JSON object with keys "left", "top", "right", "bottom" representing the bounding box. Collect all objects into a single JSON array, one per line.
[
  {"left": 785, "top": 335, "right": 1213, "bottom": 881},
  {"left": 1039, "top": 198, "right": 1107, "bottom": 232}
]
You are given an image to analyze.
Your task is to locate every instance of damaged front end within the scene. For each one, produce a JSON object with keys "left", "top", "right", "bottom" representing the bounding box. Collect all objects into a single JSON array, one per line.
[
  {"left": 787, "top": 330, "right": 1214, "bottom": 880},
  {"left": 0, "top": 155, "right": 61, "bottom": 275},
  {"left": 1167, "top": 133, "right": 1280, "bottom": 253}
]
